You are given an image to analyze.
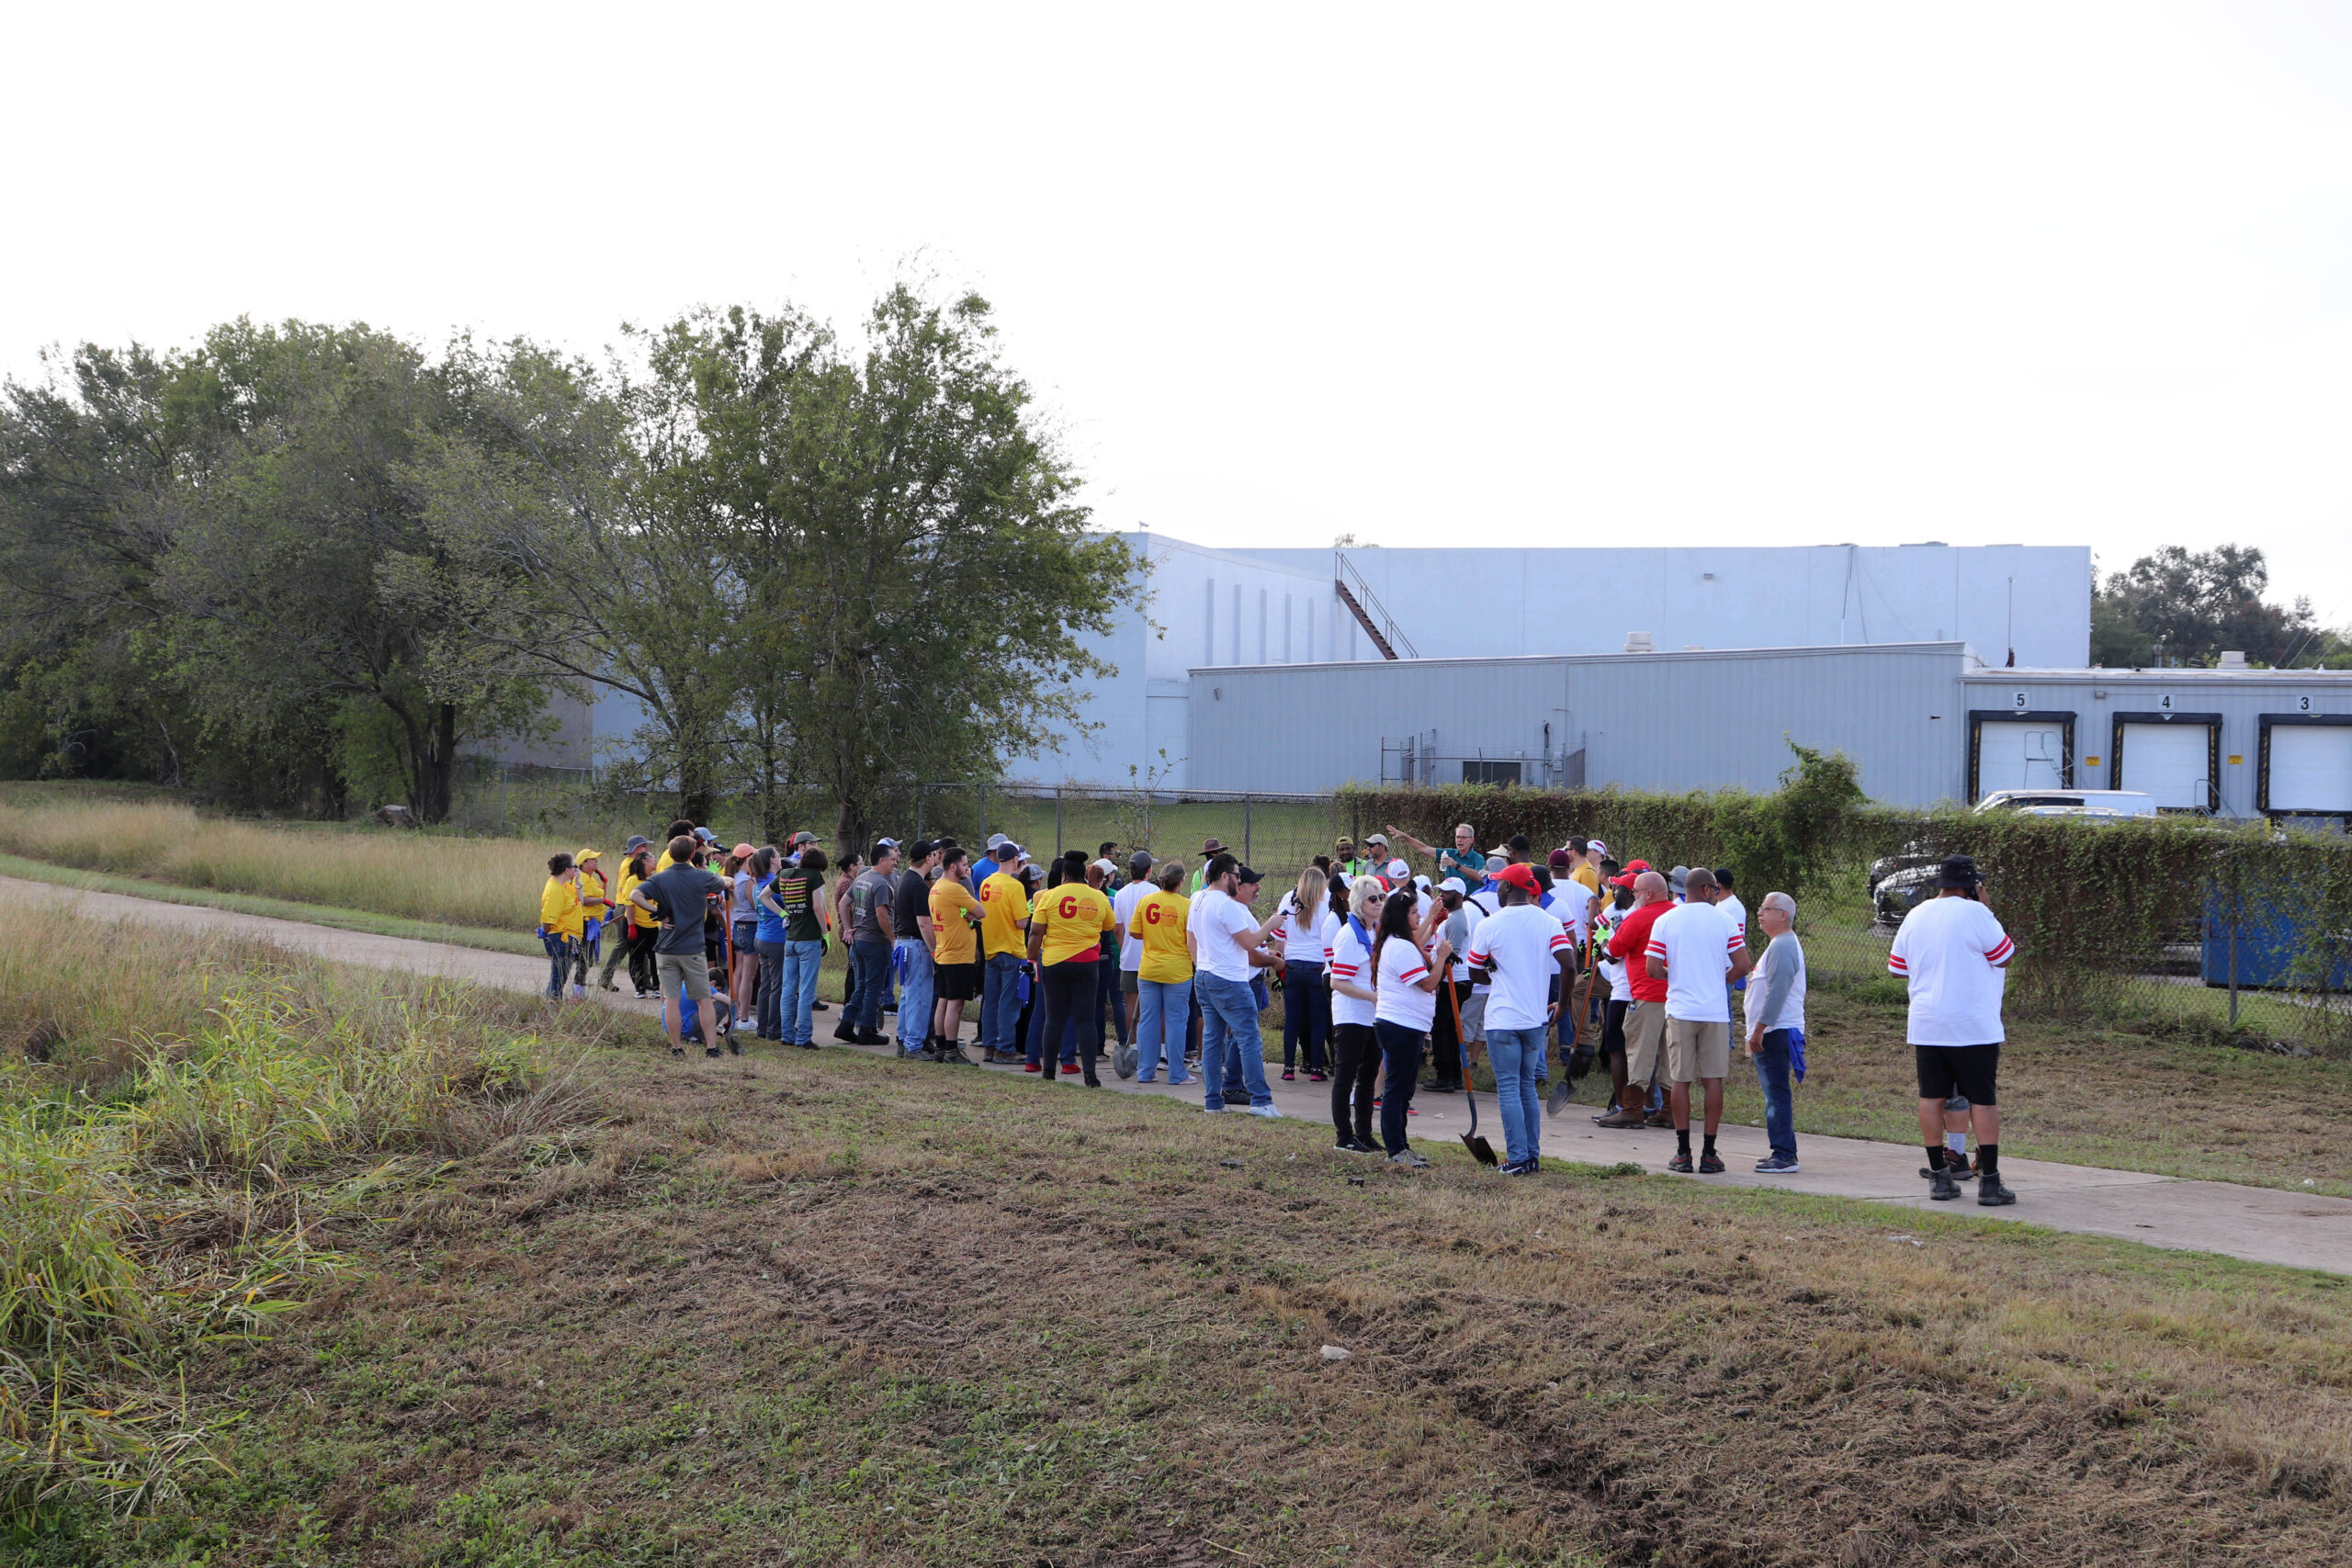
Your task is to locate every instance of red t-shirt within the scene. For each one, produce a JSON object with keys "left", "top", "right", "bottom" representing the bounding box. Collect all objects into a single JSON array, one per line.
[{"left": 1608, "top": 899, "right": 1672, "bottom": 1004}]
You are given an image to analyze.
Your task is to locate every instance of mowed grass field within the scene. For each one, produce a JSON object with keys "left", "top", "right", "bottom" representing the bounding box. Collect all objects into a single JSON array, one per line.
[{"left": 11, "top": 920, "right": 2350, "bottom": 1564}]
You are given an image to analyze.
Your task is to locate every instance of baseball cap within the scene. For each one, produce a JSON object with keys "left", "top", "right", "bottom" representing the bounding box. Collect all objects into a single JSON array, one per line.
[
  {"left": 910, "top": 839, "right": 937, "bottom": 860},
  {"left": 730, "top": 841, "right": 754, "bottom": 859},
  {"left": 1438, "top": 875, "right": 1466, "bottom": 895},
  {"left": 1496, "top": 863, "right": 1542, "bottom": 895},
  {"left": 792, "top": 829, "right": 817, "bottom": 845},
  {"left": 1091, "top": 857, "right": 1117, "bottom": 875},
  {"left": 1588, "top": 839, "right": 1609, "bottom": 858},
  {"left": 1385, "top": 858, "right": 1409, "bottom": 879},
  {"left": 1608, "top": 871, "right": 1638, "bottom": 887},
  {"left": 1548, "top": 849, "right": 1573, "bottom": 871},
  {"left": 1233, "top": 863, "right": 1262, "bottom": 886},
  {"left": 876, "top": 837, "right": 900, "bottom": 849},
  {"left": 1412, "top": 874, "right": 1430, "bottom": 891},
  {"left": 1623, "top": 859, "right": 1651, "bottom": 874},
  {"left": 692, "top": 827, "right": 718, "bottom": 842},
  {"left": 1364, "top": 832, "right": 1389, "bottom": 845}
]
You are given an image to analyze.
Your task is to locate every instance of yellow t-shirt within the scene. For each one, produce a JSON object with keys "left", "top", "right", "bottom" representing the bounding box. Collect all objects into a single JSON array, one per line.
[
  {"left": 978, "top": 869, "right": 1031, "bottom": 958},
  {"left": 1130, "top": 889, "right": 1193, "bottom": 984},
  {"left": 578, "top": 866, "right": 609, "bottom": 923},
  {"left": 1034, "top": 883, "right": 1115, "bottom": 967},
  {"left": 930, "top": 878, "right": 984, "bottom": 965},
  {"left": 616, "top": 864, "right": 645, "bottom": 929},
  {"left": 1572, "top": 864, "right": 1601, "bottom": 895},
  {"left": 539, "top": 875, "right": 583, "bottom": 939}
]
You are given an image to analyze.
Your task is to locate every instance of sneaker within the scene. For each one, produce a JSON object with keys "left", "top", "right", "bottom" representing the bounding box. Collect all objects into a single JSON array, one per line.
[
  {"left": 1349, "top": 1137, "right": 1382, "bottom": 1154},
  {"left": 811, "top": 1000, "right": 829, "bottom": 1011},
  {"left": 1753, "top": 1155, "right": 1802, "bottom": 1174},
  {"left": 1698, "top": 1152, "right": 1725, "bottom": 1175},
  {"left": 1167, "top": 1074, "right": 1196, "bottom": 1086},
  {"left": 1645, "top": 1110, "right": 1675, "bottom": 1129},
  {"left": 704, "top": 1046, "right": 721, "bottom": 1058},
  {"left": 1928, "top": 1168, "right": 1962, "bottom": 1201},
  {"left": 1977, "top": 1174, "right": 2017, "bottom": 1206},
  {"left": 1203, "top": 1105, "right": 1227, "bottom": 1114},
  {"left": 1501, "top": 1159, "right": 1538, "bottom": 1177},
  {"left": 1308, "top": 1072, "right": 1328, "bottom": 1083},
  {"left": 1334, "top": 1136, "right": 1359, "bottom": 1151},
  {"left": 1136, "top": 1075, "right": 1159, "bottom": 1085},
  {"left": 1059, "top": 1062, "right": 1082, "bottom": 1076},
  {"left": 1246, "top": 1104, "right": 1283, "bottom": 1120},
  {"left": 935, "top": 1048, "right": 976, "bottom": 1066},
  {"left": 989, "top": 1049, "right": 1026, "bottom": 1065},
  {"left": 1389, "top": 1149, "right": 1431, "bottom": 1169},
  {"left": 1022, "top": 1063, "right": 1042, "bottom": 1074},
  {"left": 1281, "top": 1069, "right": 1295, "bottom": 1081},
  {"left": 832, "top": 1022, "right": 857, "bottom": 1043},
  {"left": 1666, "top": 1152, "right": 1694, "bottom": 1174},
  {"left": 670, "top": 1046, "right": 684, "bottom": 1058}
]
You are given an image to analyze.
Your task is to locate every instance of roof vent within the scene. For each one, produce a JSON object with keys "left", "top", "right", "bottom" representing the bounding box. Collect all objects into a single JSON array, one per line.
[
  {"left": 2218, "top": 650, "right": 2248, "bottom": 670},
  {"left": 1684, "top": 644, "right": 1705, "bottom": 651},
  {"left": 1624, "top": 631, "right": 1654, "bottom": 654}
]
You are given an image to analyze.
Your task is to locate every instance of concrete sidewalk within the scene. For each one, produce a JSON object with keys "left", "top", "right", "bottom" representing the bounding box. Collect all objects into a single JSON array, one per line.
[{"left": 28, "top": 873, "right": 2352, "bottom": 1278}]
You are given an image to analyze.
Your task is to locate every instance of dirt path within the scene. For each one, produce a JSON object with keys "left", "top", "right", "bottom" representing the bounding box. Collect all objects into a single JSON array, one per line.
[{"left": 32, "top": 873, "right": 2352, "bottom": 1277}]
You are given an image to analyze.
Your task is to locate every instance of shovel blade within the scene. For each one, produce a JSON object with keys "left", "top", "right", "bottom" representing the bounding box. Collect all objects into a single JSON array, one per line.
[{"left": 1461, "top": 1132, "right": 1499, "bottom": 1166}]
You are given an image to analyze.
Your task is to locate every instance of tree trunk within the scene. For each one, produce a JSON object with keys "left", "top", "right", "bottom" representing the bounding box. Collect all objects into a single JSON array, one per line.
[
  {"left": 416, "top": 703, "right": 458, "bottom": 824},
  {"left": 833, "top": 794, "right": 867, "bottom": 869}
]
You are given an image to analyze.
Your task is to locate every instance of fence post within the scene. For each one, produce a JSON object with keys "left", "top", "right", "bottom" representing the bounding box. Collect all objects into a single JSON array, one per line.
[
  {"left": 497, "top": 765, "right": 509, "bottom": 836},
  {"left": 1244, "top": 796, "right": 1252, "bottom": 865},
  {"left": 1056, "top": 788, "right": 1064, "bottom": 857},
  {"left": 2228, "top": 879, "right": 2241, "bottom": 1028}
]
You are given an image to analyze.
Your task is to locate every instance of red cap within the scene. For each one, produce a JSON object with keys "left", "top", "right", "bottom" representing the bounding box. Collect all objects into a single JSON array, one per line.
[
  {"left": 1608, "top": 872, "right": 1637, "bottom": 888},
  {"left": 1496, "top": 863, "right": 1542, "bottom": 895},
  {"left": 1623, "top": 859, "right": 1651, "bottom": 874}
]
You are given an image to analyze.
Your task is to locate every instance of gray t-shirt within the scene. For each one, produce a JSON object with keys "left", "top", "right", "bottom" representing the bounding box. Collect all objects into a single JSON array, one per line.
[
  {"left": 637, "top": 865, "right": 728, "bottom": 957},
  {"left": 849, "top": 868, "right": 894, "bottom": 946}
]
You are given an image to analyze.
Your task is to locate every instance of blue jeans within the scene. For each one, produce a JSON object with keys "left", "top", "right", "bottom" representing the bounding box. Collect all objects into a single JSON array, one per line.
[
  {"left": 755, "top": 939, "right": 787, "bottom": 1039},
  {"left": 1136, "top": 978, "right": 1195, "bottom": 1083},
  {"left": 1753, "top": 1028, "right": 1798, "bottom": 1160},
  {"left": 982, "top": 953, "right": 1025, "bottom": 1055},
  {"left": 777, "top": 938, "right": 823, "bottom": 1044},
  {"left": 1197, "top": 974, "right": 1272, "bottom": 1110},
  {"left": 1373, "top": 1019, "right": 1424, "bottom": 1154},
  {"left": 848, "top": 942, "right": 890, "bottom": 1031},
  {"left": 1485, "top": 1024, "right": 1548, "bottom": 1167},
  {"left": 543, "top": 933, "right": 578, "bottom": 999},
  {"left": 1283, "top": 959, "right": 1329, "bottom": 1072},
  {"left": 1096, "top": 957, "right": 1126, "bottom": 1045},
  {"left": 895, "top": 938, "right": 933, "bottom": 1050}
]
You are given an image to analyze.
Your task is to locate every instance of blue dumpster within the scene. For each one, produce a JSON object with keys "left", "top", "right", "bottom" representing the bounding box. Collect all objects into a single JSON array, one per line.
[{"left": 2203, "top": 895, "right": 2352, "bottom": 990}]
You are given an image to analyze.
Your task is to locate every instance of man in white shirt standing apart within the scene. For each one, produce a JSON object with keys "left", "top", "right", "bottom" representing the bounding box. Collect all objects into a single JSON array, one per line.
[
  {"left": 1889, "top": 855, "right": 2018, "bottom": 1205},
  {"left": 1644, "top": 867, "right": 1753, "bottom": 1174},
  {"left": 1188, "top": 854, "right": 1284, "bottom": 1119}
]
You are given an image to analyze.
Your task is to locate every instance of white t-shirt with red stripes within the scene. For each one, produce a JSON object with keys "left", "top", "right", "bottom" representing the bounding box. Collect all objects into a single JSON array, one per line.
[
  {"left": 1374, "top": 931, "right": 1437, "bottom": 1032},
  {"left": 1645, "top": 900, "right": 1746, "bottom": 1023},
  {"left": 1328, "top": 919, "right": 1377, "bottom": 1029},
  {"left": 1464, "top": 903, "right": 1572, "bottom": 1032},
  {"left": 1888, "top": 895, "right": 2015, "bottom": 1045}
]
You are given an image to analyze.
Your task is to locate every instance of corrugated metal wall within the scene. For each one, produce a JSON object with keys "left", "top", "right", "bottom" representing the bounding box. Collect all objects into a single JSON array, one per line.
[{"left": 1190, "top": 645, "right": 1973, "bottom": 804}]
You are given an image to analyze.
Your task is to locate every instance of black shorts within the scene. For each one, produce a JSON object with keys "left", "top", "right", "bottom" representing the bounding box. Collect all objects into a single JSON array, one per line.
[
  {"left": 1601, "top": 998, "right": 1629, "bottom": 1057},
  {"left": 1915, "top": 1044, "right": 1998, "bottom": 1107},
  {"left": 935, "top": 964, "right": 977, "bottom": 1002}
]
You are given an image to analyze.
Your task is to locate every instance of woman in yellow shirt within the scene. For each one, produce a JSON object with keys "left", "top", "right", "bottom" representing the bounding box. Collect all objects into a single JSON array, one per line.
[
  {"left": 1128, "top": 860, "right": 1196, "bottom": 1085},
  {"left": 1026, "top": 849, "right": 1118, "bottom": 1087},
  {"left": 927, "top": 845, "right": 986, "bottom": 1059},
  {"left": 599, "top": 840, "right": 650, "bottom": 993},
  {"left": 538, "top": 852, "right": 585, "bottom": 1001}
]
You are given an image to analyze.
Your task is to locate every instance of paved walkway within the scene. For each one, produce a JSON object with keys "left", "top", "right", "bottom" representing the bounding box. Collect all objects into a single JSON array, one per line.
[{"left": 33, "top": 874, "right": 2352, "bottom": 1278}]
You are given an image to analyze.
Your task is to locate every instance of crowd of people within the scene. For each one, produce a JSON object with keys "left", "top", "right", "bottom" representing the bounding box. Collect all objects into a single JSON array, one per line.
[{"left": 535, "top": 816, "right": 2018, "bottom": 1200}]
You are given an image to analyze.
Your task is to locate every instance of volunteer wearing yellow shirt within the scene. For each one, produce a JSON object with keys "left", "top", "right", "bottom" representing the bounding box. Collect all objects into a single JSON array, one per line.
[
  {"left": 575, "top": 846, "right": 613, "bottom": 969},
  {"left": 1128, "top": 860, "right": 1196, "bottom": 1085},
  {"left": 976, "top": 842, "right": 1032, "bottom": 1062},
  {"left": 1026, "top": 849, "right": 1118, "bottom": 1086},
  {"left": 928, "top": 845, "right": 987, "bottom": 1060},
  {"left": 538, "top": 852, "right": 585, "bottom": 1001},
  {"left": 599, "top": 837, "right": 651, "bottom": 992}
]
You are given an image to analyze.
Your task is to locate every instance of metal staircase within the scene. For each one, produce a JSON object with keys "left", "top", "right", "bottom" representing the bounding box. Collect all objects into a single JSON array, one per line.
[{"left": 1334, "top": 549, "right": 1416, "bottom": 660}]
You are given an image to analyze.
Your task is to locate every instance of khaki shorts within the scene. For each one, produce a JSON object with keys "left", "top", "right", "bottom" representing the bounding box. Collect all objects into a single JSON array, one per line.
[
  {"left": 1623, "top": 999, "right": 1668, "bottom": 1082},
  {"left": 1667, "top": 1017, "right": 1732, "bottom": 1083},
  {"left": 655, "top": 951, "right": 715, "bottom": 1002}
]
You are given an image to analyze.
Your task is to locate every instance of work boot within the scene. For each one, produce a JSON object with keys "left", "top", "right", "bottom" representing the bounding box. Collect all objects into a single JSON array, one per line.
[
  {"left": 1928, "top": 1167, "right": 1962, "bottom": 1201},
  {"left": 1977, "top": 1173, "right": 2017, "bottom": 1206},
  {"left": 1593, "top": 1085, "right": 1646, "bottom": 1129}
]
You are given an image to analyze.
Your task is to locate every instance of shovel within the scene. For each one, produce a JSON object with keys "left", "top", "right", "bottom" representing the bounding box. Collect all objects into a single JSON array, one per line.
[{"left": 1446, "top": 979, "right": 1498, "bottom": 1166}]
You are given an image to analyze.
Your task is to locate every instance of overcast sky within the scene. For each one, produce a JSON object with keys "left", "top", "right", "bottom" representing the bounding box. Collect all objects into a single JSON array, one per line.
[{"left": 8, "top": 2, "right": 2350, "bottom": 626}]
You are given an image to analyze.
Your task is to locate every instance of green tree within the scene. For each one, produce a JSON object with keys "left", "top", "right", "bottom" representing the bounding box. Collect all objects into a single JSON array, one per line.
[{"left": 2091, "top": 544, "right": 2342, "bottom": 669}]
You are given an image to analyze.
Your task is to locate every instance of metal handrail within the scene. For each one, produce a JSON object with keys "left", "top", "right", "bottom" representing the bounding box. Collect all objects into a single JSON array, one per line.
[{"left": 1334, "top": 549, "right": 1418, "bottom": 660}]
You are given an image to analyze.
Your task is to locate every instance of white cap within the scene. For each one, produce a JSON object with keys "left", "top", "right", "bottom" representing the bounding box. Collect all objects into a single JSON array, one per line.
[
  {"left": 1385, "top": 858, "right": 1409, "bottom": 879},
  {"left": 1587, "top": 839, "right": 1608, "bottom": 857},
  {"left": 1091, "top": 858, "right": 1117, "bottom": 874},
  {"left": 1439, "top": 875, "right": 1466, "bottom": 895},
  {"left": 1413, "top": 874, "right": 1430, "bottom": 891}
]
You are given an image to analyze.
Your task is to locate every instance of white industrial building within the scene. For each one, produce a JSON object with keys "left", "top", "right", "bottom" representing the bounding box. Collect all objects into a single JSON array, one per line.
[{"left": 1016, "top": 532, "right": 2094, "bottom": 791}]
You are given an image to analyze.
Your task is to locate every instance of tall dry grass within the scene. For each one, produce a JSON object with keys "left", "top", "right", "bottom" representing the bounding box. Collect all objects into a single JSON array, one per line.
[
  {"left": 0, "top": 793, "right": 609, "bottom": 932},
  {"left": 0, "top": 913, "right": 628, "bottom": 1529}
]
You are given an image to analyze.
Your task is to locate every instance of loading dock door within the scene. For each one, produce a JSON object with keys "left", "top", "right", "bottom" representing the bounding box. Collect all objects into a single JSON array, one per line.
[
  {"left": 1972, "top": 715, "right": 2073, "bottom": 799},
  {"left": 2111, "top": 714, "right": 2220, "bottom": 812},
  {"left": 2260, "top": 716, "right": 2352, "bottom": 816}
]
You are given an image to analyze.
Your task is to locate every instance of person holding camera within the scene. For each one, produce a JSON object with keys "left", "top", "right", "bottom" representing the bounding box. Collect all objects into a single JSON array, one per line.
[{"left": 1888, "top": 854, "right": 2018, "bottom": 1206}]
